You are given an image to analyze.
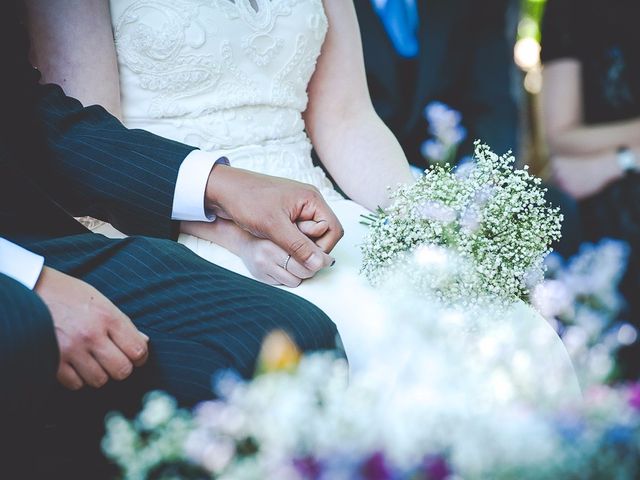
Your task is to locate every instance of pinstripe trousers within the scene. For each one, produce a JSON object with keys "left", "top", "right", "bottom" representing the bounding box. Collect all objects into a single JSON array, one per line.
[
  {"left": 0, "top": 273, "right": 58, "bottom": 475},
  {"left": 2, "top": 233, "right": 339, "bottom": 477}
]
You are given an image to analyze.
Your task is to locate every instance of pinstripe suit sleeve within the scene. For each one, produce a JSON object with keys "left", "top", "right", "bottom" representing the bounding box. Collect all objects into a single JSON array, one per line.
[{"left": 34, "top": 82, "right": 198, "bottom": 239}]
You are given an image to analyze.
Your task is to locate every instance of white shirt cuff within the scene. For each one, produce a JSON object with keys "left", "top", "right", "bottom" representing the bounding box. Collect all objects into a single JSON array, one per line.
[
  {"left": 0, "top": 238, "right": 45, "bottom": 290},
  {"left": 171, "top": 150, "right": 227, "bottom": 222}
]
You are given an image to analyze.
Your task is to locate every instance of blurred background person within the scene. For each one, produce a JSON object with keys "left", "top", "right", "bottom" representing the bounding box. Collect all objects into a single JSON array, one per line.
[
  {"left": 541, "top": 0, "right": 640, "bottom": 377},
  {"left": 354, "top": 0, "right": 519, "bottom": 167}
]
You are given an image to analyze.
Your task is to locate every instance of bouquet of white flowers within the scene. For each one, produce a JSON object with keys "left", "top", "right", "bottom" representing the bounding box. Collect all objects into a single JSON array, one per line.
[{"left": 361, "top": 142, "right": 563, "bottom": 303}]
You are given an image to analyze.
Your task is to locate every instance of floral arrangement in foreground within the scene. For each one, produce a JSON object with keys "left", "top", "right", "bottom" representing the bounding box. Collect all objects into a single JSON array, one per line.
[
  {"left": 105, "top": 365, "right": 640, "bottom": 480},
  {"left": 533, "top": 240, "right": 635, "bottom": 387},
  {"left": 361, "top": 142, "right": 562, "bottom": 303},
  {"left": 104, "top": 242, "right": 639, "bottom": 480}
]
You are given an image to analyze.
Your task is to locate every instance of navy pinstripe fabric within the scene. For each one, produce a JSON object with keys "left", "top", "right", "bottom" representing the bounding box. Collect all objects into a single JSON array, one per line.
[
  {"left": 20, "top": 234, "right": 339, "bottom": 391},
  {"left": 1, "top": 2, "right": 196, "bottom": 240},
  {"left": 0, "top": 274, "right": 59, "bottom": 474},
  {"left": 18, "top": 233, "right": 339, "bottom": 476},
  {"left": 33, "top": 86, "right": 196, "bottom": 239}
]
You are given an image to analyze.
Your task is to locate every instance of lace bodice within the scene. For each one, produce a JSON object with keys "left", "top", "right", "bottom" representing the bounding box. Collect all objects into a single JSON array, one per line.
[{"left": 110, "top": 0, "right": 341, "bottom": 198}]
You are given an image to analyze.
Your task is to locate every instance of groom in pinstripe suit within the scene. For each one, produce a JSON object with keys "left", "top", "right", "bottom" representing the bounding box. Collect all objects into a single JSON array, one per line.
[{"left": 0, "top": 2, "right": 343, "bottom": 476}]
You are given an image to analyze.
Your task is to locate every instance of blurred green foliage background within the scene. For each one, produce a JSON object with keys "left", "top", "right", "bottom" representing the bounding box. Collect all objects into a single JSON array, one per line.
[{"left": 519, "top": 0, "right": 547, "bottom": 41}]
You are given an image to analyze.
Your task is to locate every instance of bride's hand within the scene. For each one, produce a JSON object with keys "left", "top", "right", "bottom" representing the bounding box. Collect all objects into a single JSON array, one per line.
[
  {"left": 181, "top": 218, "right": 328, "bottom": 287},
  {"left": 239, "top": 235, "right": 318, "bottom": 288}
]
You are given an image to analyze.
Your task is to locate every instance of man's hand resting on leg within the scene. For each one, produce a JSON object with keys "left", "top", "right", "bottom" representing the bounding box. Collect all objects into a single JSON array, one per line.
[{"left": 35, "top": 267, "right": 149, "bottom": 390}]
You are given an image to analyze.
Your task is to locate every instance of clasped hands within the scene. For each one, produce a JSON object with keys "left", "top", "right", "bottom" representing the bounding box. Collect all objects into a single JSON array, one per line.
[
  {"left": 36, "top": 166, "right": 343, "bottom": 391},
  {"left": 184, "top": 165, "right": 343, "bottom": 287}
]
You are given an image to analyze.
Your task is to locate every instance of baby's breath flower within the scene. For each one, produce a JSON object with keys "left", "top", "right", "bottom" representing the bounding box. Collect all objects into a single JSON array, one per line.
[{"left": 361, "top": 142, "right": 562, "bottom": 304}]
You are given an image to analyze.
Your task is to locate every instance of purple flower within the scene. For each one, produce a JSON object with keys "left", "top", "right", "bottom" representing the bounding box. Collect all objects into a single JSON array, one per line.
[
  {"left": 425, "top": 103, "right": 462, "bottom": 132},
  {"left": 421, "top": 455, "right": 452, "bottom": 480},
  {"left": 293, "top": 456, "right": 323, "bottom": 480},
  {"left": 424, "top": 102, "right": 449, "bottom": 121},
  {"left": 628, "top": 383, "right": 640, "bottom": 411},
  {"left": 424, "top": 102, "right": 466, "bottom": 146},
  {"left": 472, "top": 185, "right": 497, "bottom": 206},
  {"left": 439, "top": 125, "right": 467, "bottom": 146},
  {"left": 361, "top": 452, "right": 393, "bottom": 480},
  {"left": 453, "top": 157, "right": 476, "bottom": 179},
  {"left": 421, "top": 102, "right": 466, "bottom": 166},
  {"left": 211, "top": 368, "right": 243, "bottom": 398},
  {"left": 459, "top": 208, "right": 482, "bottom": 233},
  {"left": 421, "top": 139, "right": 446, "bottom": 162}
]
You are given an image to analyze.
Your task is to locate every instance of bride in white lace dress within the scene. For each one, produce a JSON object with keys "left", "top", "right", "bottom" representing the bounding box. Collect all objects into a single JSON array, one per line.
[{"left": 27, "top": 0, "right": 580, "bottom": 398}]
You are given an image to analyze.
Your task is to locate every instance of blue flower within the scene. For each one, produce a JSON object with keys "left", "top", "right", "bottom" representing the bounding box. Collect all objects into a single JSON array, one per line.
[
  {"left": 554, "top": 414, "right": 586, "bottom": 442},
  {"left": 603, "top": 424, "right": 635, "bottom": 447}
]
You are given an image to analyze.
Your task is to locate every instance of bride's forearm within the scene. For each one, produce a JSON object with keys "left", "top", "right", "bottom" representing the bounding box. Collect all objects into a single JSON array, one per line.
[
  {"left": 179, "top": 218, "right": 249, "bottom": 257},
  {"left": 301, "top": 0, "right": 414, "bottom": 211},
  {"left": 309, "top": 109, "right": 415, "bottom": 211}
]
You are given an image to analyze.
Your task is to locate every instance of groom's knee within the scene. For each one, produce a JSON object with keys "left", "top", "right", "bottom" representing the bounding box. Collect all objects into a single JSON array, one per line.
[
  {"left": 256, "top": 287, "right": 340, "bottom": 354},
  {"left": 116, "top": 236, "right": 340, "bottom": 358}
]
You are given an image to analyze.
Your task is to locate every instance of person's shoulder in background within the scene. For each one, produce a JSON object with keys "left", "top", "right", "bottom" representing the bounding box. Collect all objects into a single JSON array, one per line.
[
  {"left": 540, "top": 0, "right": 580, "bottom": 64},
  {"left": 540, "top": 0, "right": 609, "bottom": 65}
]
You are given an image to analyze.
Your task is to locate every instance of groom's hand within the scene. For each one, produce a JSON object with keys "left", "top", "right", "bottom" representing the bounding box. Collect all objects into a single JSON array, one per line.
[
  {"left": 205, "top": 166, "right": 344, "bottom": 271},
  {"left": 35, "top": 267, "right": 149, "bottom": 390}
]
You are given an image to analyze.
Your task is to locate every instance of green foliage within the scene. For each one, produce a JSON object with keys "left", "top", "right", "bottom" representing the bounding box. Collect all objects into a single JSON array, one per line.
[{"left": 519, "top": 0, "right": 547, "bottom": 41}]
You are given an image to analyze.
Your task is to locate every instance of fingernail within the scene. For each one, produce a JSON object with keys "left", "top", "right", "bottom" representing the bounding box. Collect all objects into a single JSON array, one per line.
[
  {"left": 306, "top": 253, "right": 323, "bottom": 271},
  {"left": 139, "top": 332, "right": 150, "bottom": 341}
]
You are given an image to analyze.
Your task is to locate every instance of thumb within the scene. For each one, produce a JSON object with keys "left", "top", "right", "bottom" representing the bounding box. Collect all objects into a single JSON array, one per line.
[
  {"left": 297, "top": 220, "right": 330, "bottom": 238},
  {"left": 272, "top": 220, "right": 334, "bottom": 271}
]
